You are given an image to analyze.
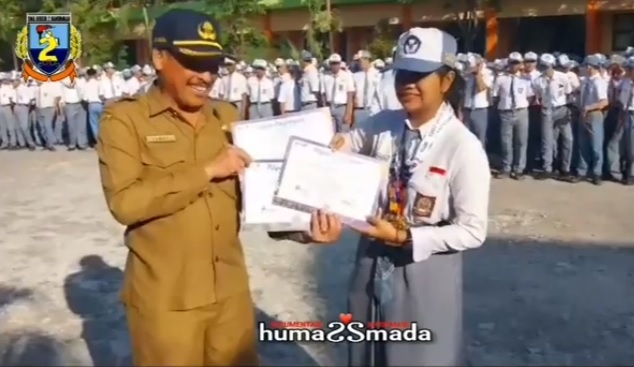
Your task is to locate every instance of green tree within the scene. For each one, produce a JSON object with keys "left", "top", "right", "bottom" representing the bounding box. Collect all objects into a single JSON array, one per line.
[
  {"left": 366, "top": 18, "right": 398, "bottom": 59},
  {"left": 302, "top": 0, "right": 343, "bottom": 59},
  {"left": 0, "top": 0, "right": 26, "bottom": 69},
  {"left": 398, "top": 0, "right": 501, "bottom": 52},
  {"left": 211, "top": 0, "right": 268, "bottom": 59}
]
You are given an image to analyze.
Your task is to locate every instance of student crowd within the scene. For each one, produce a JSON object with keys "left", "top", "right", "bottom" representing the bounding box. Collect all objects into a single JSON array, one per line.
[{"left": 0, "top": 47, "right": 632, "bottom": 186}]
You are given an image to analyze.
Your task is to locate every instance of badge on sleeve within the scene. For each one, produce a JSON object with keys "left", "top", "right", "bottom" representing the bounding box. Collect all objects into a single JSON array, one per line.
[{"left": 413, "top": 194, "right": 436, "bottom": 218}]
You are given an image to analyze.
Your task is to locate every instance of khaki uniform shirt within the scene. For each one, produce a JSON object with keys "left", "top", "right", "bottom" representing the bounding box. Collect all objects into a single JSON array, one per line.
[{"left": 97, "top": 86, "right": 249, "bottom": 311}]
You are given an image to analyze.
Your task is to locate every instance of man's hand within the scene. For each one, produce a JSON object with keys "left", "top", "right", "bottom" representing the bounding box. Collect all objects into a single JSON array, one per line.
[
  {"left": 205, "top": 145, "right": 252, "bottom": 179},
  {"left": 309, "top": 209, "right": 343, "bottom": 244}
]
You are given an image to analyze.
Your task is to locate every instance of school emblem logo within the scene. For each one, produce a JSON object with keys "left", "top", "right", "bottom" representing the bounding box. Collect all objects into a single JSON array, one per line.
[
  {"left": 402, "top": 35, "right": 422, "bottom": 55},
  {"left": 413, "top": 194, "right": 436, "bottom": 218},
  {"left": 14, "top": 13, "right": 82, "bottom": 82}
]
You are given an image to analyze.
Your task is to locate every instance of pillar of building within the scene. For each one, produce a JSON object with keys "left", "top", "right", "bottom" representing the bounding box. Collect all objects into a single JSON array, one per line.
[
  {"left": 585, "top": 0, "right": 601, "bottom": 53},
  {"left": 484, "top": 7, "right": 498, "bottom": 60},
  {"left": 401, "top": 4, "right": 412, "bottom": 30}
]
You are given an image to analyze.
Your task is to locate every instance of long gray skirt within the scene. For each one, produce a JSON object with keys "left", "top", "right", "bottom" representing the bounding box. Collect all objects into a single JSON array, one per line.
[{"left": 347, "top": 237, "right": 464, "bottom": 366}]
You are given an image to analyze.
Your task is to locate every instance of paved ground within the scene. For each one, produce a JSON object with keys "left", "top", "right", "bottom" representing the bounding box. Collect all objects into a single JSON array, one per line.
[{"left": 0, "top": 150, "right": 633, "bottom": 366}]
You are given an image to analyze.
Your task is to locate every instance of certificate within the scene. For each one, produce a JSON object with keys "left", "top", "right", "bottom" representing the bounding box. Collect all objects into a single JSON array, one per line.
[
  {"left": 273, "top": 137, "right": 385, "bottom": 229},
  {"left": 241, "top": 162, "right": 311, "bottom": 232},
  {"left": 232, "top": 108, "right": 334, "bottom": 161}
]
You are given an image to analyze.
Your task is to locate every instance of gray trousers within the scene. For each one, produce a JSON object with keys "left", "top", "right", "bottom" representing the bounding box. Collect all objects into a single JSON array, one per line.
[
  {"left": 349, "top": 237, "right": 463, "bottom": 366},
  {"left": 301, "top": 101, "right": 318, "bottom": 111},
  {"left": 0, "top": 105, "right": 18, "bottom": 147},
  {"left": 354, "top": 108, "right": 371, "bottom": 129},
  {"left": 577, "top": 110, "right": 604, "bottom": 177},
  {"left": 14, "top": 105, "right": 35, "bottom": 148},
  {"left": 499, "top": 108, "right": 529, "bottom": 173},
  {"left": 248, "top": 103, "right": 274, "bottom": 120},
  {"left": 542, "top": 105, "right": 573, "bottom": 172},
  {"left": 464, "top": 107, "right": 488, "bottom": 147},
  {"left": 64, "top": 102, "right": 88, "bottom": 149},
  {"left": 331, "top": 104, "right": 350, "bottom": 132},
  {"left": 607, "top": 110, "right": 634, "bottom": 179},
  {"left": 37, "top": 107, "right": 57, "bottom": 148}
]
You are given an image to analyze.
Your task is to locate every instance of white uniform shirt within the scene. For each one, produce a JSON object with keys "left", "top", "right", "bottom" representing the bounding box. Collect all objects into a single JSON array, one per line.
[
  {"left": 83, "top": 78, "right": 102, "bottom": 103},
  {"left": 35, "top": 81, "right": 62, "bottom": 108},
  {"left": 533, "top": 70, "right": 572, "bottom": 109},
  {"left": 352, "top": 69, "right": 380, "bottom": 109},
  {"left": 221, "top": 72, "right": 248, "bottom": 102},
  {"left": 322, "top": 71, "right": 355, "bottom": 105},
  {"left": 0, "top": 84, "right": 16, "bottom": 105},
  {"left": 340, "top": 105, "right": 490, "bottom": 262},
  {"left": 565, "top": 71, "right": 581, "bottom": 105},
  {"left": 369, "top": 69, "right": 401, "bottom": 115},
  {"left": 277, "top": 78, "right": 300, "bottom": 112},
  {"left": 607, "top": 76, "right": 623, "bottom": 103},
  {"left": 619, "top": 78, "right": 634, "bottom": 110},
  {"left": 124, "top": 77, "right": 142, "bottom": 96},
  {"left": 274, "top": 73, "right": 291, "bottom": 100},
  {"left": 60, "top": 77, "right": 82, "bottom": 104},
  {"left": 99, "top": 75, "right": 124, "bottom": 99},
  {"left": 300, "top": 65, "right": 321, "bottom": 103},
  {"left": 492, "top": 72, "right": 534, "bottom": 110},
  {"left": 14, "top": 83, "right": 34, "bottom": 105},
  {"left": 463, "top": 71, "right": 493, "bottom": 109},
  {"left": 580, "top": 73, "right": 608, "bottom": 109},
  {"left": 209, "top": 78, "right": 224, "bottom": 99},
  {"left": 247, "top": 76, "right": 275, "bottom": 103}
]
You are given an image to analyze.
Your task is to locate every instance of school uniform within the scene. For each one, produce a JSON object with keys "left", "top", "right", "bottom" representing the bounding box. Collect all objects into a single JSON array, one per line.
[
  {"left": 322, "top": 59, "right": 355, "bottom": 132},
  {"left": 342, "top": 27, "right": 490, "bottom": 367},
  {"left": 614, "top": 75, "right": 634, "bottom": 182},
  {"left": 368, "top": 68, "right": 401, "bottom": 115},
  {"left": 578, "top": 68, "right": 608, "bottom": 179},
  {"left": 247, "top": 73, "right": 274, "bottom": 119}
]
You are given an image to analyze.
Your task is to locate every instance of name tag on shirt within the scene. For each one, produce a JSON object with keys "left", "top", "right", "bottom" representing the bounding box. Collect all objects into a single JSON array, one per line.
[
  {"left": 146, "top": 135, "right": 176, "bottom": 143},
  {"left": 338, "top": 83, "right": 344, "bottom": 92}
]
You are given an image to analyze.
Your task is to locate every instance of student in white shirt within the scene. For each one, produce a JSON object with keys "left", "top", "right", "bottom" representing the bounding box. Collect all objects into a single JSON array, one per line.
[
  {"left": 246, "top": 59, "right": 274, "bottom": 119},
  {"left": 277, "top": 65, "right": 301, "bottom": 114},
  {"left": 0, "top": 74, "right": 18, "bottom": 149},
  {"left": 463, "top": 53, "right": 493, "bottom": 146},
  {"left": 35, "top": 80, "right": 62, "bottom": 150},
  {"left": 61, "top": 75, "right": 88, "bottom": 150},
  {"left": 299, "top": 51, "right": 321, "bottom": 110},
  {"left": 615, "top": 57, "right": 634, "bottom": 185},
  {"left": 322, "top": 53, "right": 355, "bottom": 132},
  {"left": 124, "top": 65, "right": 143, "bottom": 97},
  {"left": 533, "top": 53, "right": 573, "bottom": 180},
  {"left": 99, "top": 63, "right": 123, "bottom": 105},
  {"left": 352, "top": 50, "right": 379, "bottom": 127},
  {"left": 12, "top": 77, "right": 36, "bottom": 150},
  {"left": 84, "top": 68, "right": 104, "bottom": 141},
  {"left": 220, "top": 58, "right": 248, "bottom": 119},
  {"left": 492, "top": 52, "right": 535, "bottom": 179},
  {"left": 574, "top": 55, "right": 609, "bottom": 184},
  {"left": 329, "top": 27, "right": 488, "bottom": 367}
]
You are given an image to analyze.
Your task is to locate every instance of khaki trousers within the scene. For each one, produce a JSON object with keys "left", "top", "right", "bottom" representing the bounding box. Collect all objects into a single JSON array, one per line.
[{"left": 126, "top": 291, "right": 258, "bottom": 366}]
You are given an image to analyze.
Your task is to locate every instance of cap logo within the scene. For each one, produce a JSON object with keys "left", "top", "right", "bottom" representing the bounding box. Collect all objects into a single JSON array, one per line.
[
  {"left": 402, "top": 35, "right": 421, "bottom": 55},
  {"left": 198, "top": 21, "right": 216, "bottom": 41}
]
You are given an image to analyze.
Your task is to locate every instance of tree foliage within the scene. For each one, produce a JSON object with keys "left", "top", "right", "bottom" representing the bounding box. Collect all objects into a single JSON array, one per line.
[
  {"left": 398, "top": 0, "right": 501, "bottom": 52},
  {"left": 366, "top": 18, "right": 398, "bottom": 59},
  {"left": 209, "top": 0, "right": 268, "bottom": 59},
  {"left": 302, "top": 0, "right": 343, "bottom": 59}
]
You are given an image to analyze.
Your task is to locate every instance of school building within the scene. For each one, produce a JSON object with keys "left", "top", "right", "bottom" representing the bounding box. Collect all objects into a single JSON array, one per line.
[{"left": 123, "top": 0, "right": 634, "bottom": 63}]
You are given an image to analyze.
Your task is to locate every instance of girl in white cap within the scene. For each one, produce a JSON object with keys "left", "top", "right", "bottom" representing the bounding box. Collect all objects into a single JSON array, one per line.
[{"left": 327, "top": 27, "right": 491, "bottom": 366}]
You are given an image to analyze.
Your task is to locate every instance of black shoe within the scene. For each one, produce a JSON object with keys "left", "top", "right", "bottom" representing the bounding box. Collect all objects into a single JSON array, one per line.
[
  {"left": 592, "top": 176, "right": 602, "bottom": 186},
  {"left": 568, "top": 175, "right": 582, "bottom": 183},
  {"left": 77, "top": 146, "right": 88, "bottom": 151},
  {"left": 534, "top": 171, "right": 552, "bottom": 180},
  {"left": 622, "top": 177, "right": 633, "bottom": 186},
  {"left": 67, "top": 147, "right": 76, "bottom": 151},
  {"left": 510, "top": 172, "right": 525, "bottom": 180},
  {"left": 28, "top": 146, "right": 36, "bottom": 151},
  {"left": 495, "top": 171, "right": 510, "bottom": 179},
  {"left": 46, "top": 146, "right": 56, "bottom": 152}
]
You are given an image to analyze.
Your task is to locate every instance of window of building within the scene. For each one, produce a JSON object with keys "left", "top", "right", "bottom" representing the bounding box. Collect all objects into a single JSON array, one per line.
[{"left": 612, "top": 14, "right": 634, "bottom": 51}]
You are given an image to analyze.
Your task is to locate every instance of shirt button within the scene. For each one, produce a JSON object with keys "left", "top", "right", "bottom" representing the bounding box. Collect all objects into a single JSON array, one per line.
[
  {"left": 214, "top": 256, "right": 219, "bottom": 262},
  {"left": 215, "top": 224, "right": 220, "bottom": 230}
]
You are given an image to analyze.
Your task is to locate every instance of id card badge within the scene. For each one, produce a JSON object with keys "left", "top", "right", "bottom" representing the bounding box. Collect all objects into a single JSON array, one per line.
[{"left": 338, "top": 83, "right": 344, "bottom": 92}]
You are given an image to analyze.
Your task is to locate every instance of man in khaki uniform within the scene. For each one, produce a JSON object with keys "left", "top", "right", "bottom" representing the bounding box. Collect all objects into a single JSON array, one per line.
[{"left": 96, "top": 9, "right": 257, "bottom": 366}]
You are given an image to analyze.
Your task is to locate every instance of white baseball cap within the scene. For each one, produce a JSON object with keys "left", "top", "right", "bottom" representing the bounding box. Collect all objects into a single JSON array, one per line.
[{"left": 392, "top": 27, "right": 457, "bottom": 73}]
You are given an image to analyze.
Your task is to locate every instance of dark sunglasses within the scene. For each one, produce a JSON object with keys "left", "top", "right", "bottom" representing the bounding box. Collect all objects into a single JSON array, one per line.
[{"left": 167, "top": 49, "right": 222, "bottom": 74}]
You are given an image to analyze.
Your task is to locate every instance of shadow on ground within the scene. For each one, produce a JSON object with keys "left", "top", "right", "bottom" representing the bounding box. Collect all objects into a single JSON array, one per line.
[
  {"left": 0, "top": 285, "right": 66, "bottom": 366},
  {"left": 312, "top": 234, "right": 634, "bottom": 366},
  {"left": 61, "top": 255, "right": 317, "bottom": 366}
]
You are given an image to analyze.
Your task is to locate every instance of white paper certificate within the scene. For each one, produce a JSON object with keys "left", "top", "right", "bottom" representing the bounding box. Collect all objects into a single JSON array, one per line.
[
  {"left": 273, "top": 138, "right": 385, "bottom": 228},
  {"left": 242, "top": 162, "right": 311, "bottom": 231},
  {"left": 232, "top": 108, "right": 334, "bottom": 161}
]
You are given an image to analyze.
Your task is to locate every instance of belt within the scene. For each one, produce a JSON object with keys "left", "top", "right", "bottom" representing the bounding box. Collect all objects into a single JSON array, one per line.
[
  {"left": 65, "top": 101, "right": 81, "bottom": 104},
  {"left": 302, "top": 101, "right": 317, "bottom": 105},
  {"left": 355, "top": 106, "right": 368, "bottom": 110},
  {"left": 16, "top": 104, "right": 29, "bottom": 106},
  {"left": 332, "top": 104, "right": 346, "bottom": 107},
  {"left": 466, "top": 107, "right": 488, "bottom": 110},
  {"left": 251, "top": 102, "right": 271, "bottom": 105},
  {"left": 499, "top": 107, "right": 527, "bottom": 112}
]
